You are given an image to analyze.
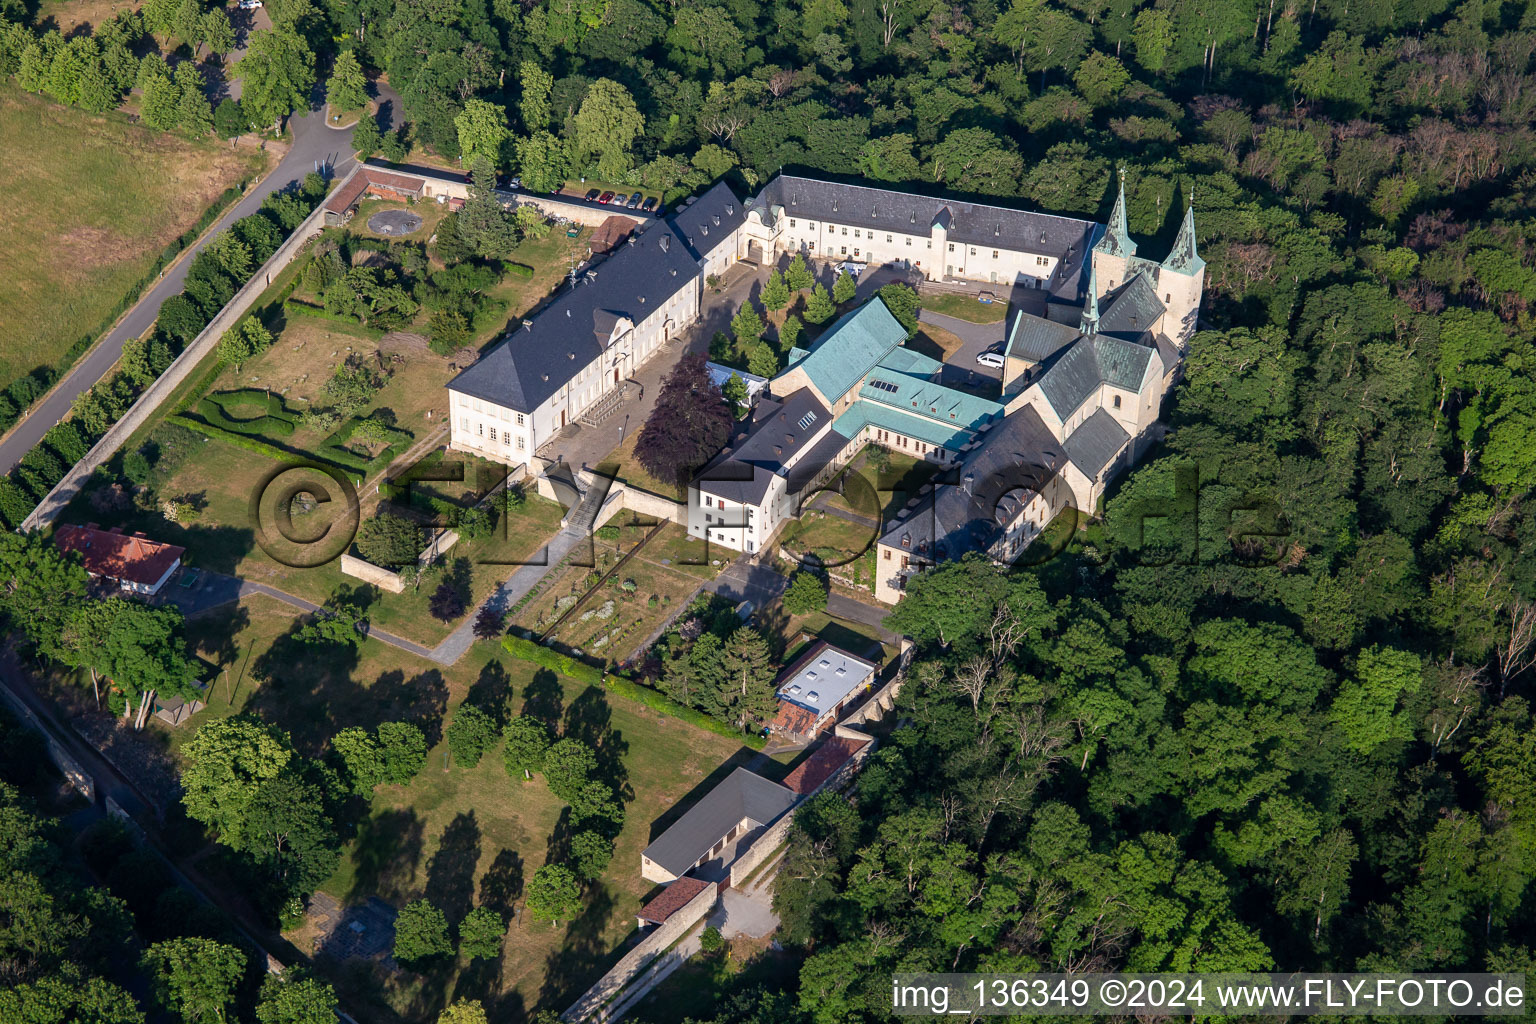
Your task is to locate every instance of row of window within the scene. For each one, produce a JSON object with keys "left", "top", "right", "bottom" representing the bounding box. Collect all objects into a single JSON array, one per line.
[
  {"left": 462, "top": 418, "right": 526, "bottom": 451},
  {"left": 785, "top": 221, "right": 1056, "bottom": 266},
  {"left": 459, "top": 395, "right": 526, "bottom": 427}
]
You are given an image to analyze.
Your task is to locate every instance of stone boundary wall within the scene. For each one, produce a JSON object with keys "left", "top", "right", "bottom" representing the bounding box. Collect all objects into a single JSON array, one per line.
[
  {"left": 0, "top": 682, "right": 94, "bottom": 801},
  {"left": 617, "top": 484, "right": 686, "bottom": 526},
  {"left": 728, "top": 810, "right": 796, "bottom": 888},
  {"left": 22, "top": 191, "right": 334, "bottom": 532},
  {"left": 339, "top": 554, "right": 405, "bottom": 593},
  {"left": 561, "top": 880, "right": 716, "bottom": 1023}
]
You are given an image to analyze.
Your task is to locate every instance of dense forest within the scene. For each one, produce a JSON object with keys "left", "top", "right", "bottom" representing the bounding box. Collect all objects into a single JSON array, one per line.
[{"left": 5, "top": 0, "right": 1536, "bottom": 1018}]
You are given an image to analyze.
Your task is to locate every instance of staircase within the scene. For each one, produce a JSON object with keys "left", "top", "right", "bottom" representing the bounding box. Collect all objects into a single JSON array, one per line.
[
  {"left": 564, "top": 480, "right": 612, "bottom": 535},
  {"left": 578, "top": 382, "right": 630, "bottom": 427}
]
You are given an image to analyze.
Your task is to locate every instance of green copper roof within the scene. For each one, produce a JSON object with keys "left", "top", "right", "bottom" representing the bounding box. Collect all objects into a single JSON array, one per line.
[
  {"left": 1094, "top": 174, "right": 1136, "bottom": 259},
  {"left": 1163, "top": 206, "right": 1204, "bottom": 276},
  {"left": 834, "top": 400, "right": 985, "bottom": 450},
  {"left": 794, "top": 300, "right": 906, "bottom": 404},
  {"left": 876, "top": 346, "right": 946, "bottom": 380},
  {"left": 858, "top": 372, "right": 1002, "bottom": 430}
]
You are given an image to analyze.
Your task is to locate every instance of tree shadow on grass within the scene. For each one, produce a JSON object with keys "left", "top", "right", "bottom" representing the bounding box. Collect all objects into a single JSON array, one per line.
[
  {"left": 538, "top": 884, "right": 620, "bottom": 1009},
  {"left": 521, "top": 668, "right": 564, "bottom": 731},
  {"left": 425, "top": 811, "right": 482, "bottom": 930},
  {"left": 466, "top": 658, "right": 514, "bottom": 729},
  {"left": 371, "top": 667, "right": 450, "bottom": 746},
  {"left": 478, "top": 848, "right": 525, "bottom": 921},
  {"left": 347, "top": 808, "right": 426, "bottom": 905},
  {"left": 563, "top": 686, "right": 631, "bottom": 803},
  {"left": 247, "top": 617, "right": 367, "bottom": 754}
]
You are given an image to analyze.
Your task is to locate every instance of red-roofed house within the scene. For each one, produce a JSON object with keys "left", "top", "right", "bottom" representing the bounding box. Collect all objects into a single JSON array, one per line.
[
  {"left": 635, "top": 876, "right": 713, "bottom": 928},
  {"left": 783, "top": 735, "right": 871, "bottom": 797},
  {"left": 55, "top": 523, "right": 185, "bottom": 595}
]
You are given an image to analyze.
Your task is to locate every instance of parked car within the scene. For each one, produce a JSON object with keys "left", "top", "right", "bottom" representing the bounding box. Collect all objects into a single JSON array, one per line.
[
  {"left": 584, "top": 188, "right": 601, "bottom": 202},
  {"left": 597, "top": 191, "right": 616, "bottom": 204},
  {"left": 627, "top": 191, "right": 644, "bottom": 208},
  {"left": 237, "top": 0, "right": 261, "bottom": 8},
  {"left": 975, "top": 351, "right": 1006, "bottom": 369},
  {"left": 504, "top": 177, "right": 521, "bottom": 190},
  {"left": 641, "top": 196, "right": 658, "bottom": 212}
]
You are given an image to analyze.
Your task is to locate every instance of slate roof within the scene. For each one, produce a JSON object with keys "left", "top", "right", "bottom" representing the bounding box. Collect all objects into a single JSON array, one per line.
[
  {"left": 642, "top": 767, "right": 797, "bottom": 877},
  {"left": 669, "top": 181, "right": 747, "bottom": 262},
  {"left": 1034, "top": 335, "right": 1155, "bottom": 420},
  {"left": 696, "top": 389, "right": 833, "bottom": 505},
  {"left": 448, "top": 219, "right": 701, "bottom": 412},
  {"left": 1005, "top": 310, "right": 1082, "bottom": 365},
  {"left": 1034, "top": 340, "right": 1104, "bottom": 420},
  {"left": 790, "top": 300, "right": 907, "bottom": 405},
  {"left": 637, "top": 877, "right": 713, "bottom": 925},
  {"left": 1063, "top": 408, "right": 1132, "bottom": 478},
  {"left": 1096, "top": 273, "right": 1165, "bottom": 342},
  {"left": 756, "top": 175, "right": 1098, "bottom": 259},
  {"left": 880, "top": 404, "right": 1066, "bottom": 559},
  {"left": 783, "top": 736, "right": 871, "bottom": 796}
]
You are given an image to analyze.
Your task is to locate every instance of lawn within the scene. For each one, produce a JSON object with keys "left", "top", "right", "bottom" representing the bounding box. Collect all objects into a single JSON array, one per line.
[
  {"left": 602, "top": 427, "right": 686, "bottom": 502},
  {"left": 35, "top": 0, "right": 137, "bottom": 33},
  {"left": 168, "top": 595, "right": 757, "bottom": 1022},
  {"left": 0, "top": 84, "right": 266, "bottom": 382},
  {"left": 920, "top": 290, "right": 1007, "bottom": 323},
  {"left": 820, "top": 447, "right": 945, "bottom": 523},
  {"left": 778, "top": 509, "right": 879, "bottom": 569}
]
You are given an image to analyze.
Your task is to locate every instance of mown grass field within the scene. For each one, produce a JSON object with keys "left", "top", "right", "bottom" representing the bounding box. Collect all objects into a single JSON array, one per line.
[
  {"left": 171, "top": 595, "right": 758, "bottom": 1021},
  {"left": 0, "top": 84, "right": 265, "bottom": 382}
]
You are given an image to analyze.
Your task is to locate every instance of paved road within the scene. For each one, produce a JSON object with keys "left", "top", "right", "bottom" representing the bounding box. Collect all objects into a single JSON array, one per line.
[{"left": 0, "top": 84, "right": 406, "bottom": 477}]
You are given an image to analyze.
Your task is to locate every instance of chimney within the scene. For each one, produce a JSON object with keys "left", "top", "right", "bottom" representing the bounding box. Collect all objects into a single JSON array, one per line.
[
  {"left": 522, "top": 320, "right": 533, "bottom": 331},
  {"left": 660, "top": 235, "right": 670, "bottom": 252},
  {"left": 963, "top": 473, "right": 975, "bottom": 495}
]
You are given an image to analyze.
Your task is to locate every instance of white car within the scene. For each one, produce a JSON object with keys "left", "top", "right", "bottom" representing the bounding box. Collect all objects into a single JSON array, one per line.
[
  {"left": 975, "top": 351, "right": 1005, "bottom": 369},
  {"left": 237, "top": 0, "right": 262, "bottom": 8}
]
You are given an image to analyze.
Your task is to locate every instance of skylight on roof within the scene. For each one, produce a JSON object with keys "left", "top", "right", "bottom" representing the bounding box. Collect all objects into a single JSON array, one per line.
[
  {"left": 869, "top": 378, "right": 899, "bottom": 393},
  {"left": 797, "top": 411, "right": 817, "bottom": 430}
]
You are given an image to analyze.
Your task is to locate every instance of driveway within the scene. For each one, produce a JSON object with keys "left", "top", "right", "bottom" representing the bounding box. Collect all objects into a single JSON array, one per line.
[
  {"left": 0, "top": 101, "right": 363, "bottom": 477},
  {"left": 710, "top": 885, "right": 779, "bottom": 940},
  {"left": 918, "top": 308, "right": 1006, "bottom": 390}
]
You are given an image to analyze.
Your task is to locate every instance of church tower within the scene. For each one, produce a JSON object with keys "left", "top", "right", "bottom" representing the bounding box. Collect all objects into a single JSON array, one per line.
[
  {"left": 1157, "top": 191, "right": 1204, "bottom": 346},
  {"left": 1091, "top": 168, "right": 1134, "bottom": 296}
]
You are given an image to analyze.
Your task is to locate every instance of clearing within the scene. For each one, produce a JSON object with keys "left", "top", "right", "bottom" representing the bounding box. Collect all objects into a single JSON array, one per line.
[{"left": 0, "top": 84, "right": 266, "bottom": 382}]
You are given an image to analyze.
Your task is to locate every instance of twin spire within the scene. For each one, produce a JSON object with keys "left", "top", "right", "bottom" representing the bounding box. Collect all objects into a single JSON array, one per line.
[{"left": 1092, "top": 170, "right": 1202, "bottom": 276}]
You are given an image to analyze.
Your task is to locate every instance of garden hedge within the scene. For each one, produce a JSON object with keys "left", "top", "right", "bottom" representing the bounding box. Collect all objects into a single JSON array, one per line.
[
  {"left": 199, "top": 389, "right": 298, "bottom": 437},
  {"left": 501, "top": 634, "right": 766, "bottom": 748},
  {"left": 507, "top": 263, "right": 534, "bottom": 279},
  {"left": 317, "top": 417, "right": 413, "bottom": 475},
  {"left": 282, "top": 300, "right": 387, "bottom": 337},
  {"left": 168, "top": 415, "right": 310, "bottom": 466}
]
